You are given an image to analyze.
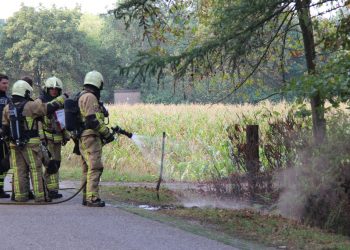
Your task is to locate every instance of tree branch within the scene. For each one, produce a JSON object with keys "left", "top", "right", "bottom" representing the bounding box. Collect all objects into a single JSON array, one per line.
[{"left": 214, "top": 10, "right": 293, "bottom": 103}]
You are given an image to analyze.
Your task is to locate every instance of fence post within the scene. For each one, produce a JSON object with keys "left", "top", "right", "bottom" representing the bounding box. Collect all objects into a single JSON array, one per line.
[{"left": 246, "top": 125, "right": 259, "bottom": 198}]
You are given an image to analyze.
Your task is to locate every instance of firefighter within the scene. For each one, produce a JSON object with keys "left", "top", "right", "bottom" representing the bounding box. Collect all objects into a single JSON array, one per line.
[
  {"left": 78, "top": 70, "right": 114, "bottom": 207},
  {"left": 0, "top": 74, "right": 10, "bottom": 198},
  {"left": 2, "top": 80, "right": 66, "bottom": 202},
  {"left": 39, "top": 76, "right": 68, "bottom": 199},
  {"left": 15, "top": 76, "right": 35, "bottom": 200}
]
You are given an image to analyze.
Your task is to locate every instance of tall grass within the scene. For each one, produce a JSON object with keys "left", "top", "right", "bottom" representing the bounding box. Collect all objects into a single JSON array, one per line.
[{"left": 60, "top": 101, "right": 348, "bottom": 182}]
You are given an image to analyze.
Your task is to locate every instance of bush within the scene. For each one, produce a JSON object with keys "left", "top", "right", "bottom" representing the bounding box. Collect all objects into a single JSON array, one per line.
[{"left": 278, "top": 111, "right": 350, "bottom": 234}]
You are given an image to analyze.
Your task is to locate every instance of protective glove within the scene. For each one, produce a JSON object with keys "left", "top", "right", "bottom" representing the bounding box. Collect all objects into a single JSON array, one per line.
[
  {"left": 103, "top": 133, "right": 114, "bottom": 145},
  {"left": 61, "top": 131, "right": 71, "bottom": 146},
  {"left": 47, "top": 160, "right": 59, "bottom": 175},
  {"left": 54, "top": 94, "right": 68, "bottom": 106}
]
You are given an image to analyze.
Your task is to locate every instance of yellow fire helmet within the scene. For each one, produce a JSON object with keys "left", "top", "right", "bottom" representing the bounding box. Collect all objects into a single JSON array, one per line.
[
  {"left": 84, "top": 70, "right": 104, "bottom": 90},
  {"left": 12, "top": 80, "right": 33, "bottom": 98},
  {"left": 44, "top": 76, "right": 63, "bottom": 92}
]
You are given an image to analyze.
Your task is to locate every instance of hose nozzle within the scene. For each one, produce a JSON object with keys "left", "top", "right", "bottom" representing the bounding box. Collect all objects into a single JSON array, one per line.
[{"left": 111, "top": 125, "right": 133, "bottom": 138}]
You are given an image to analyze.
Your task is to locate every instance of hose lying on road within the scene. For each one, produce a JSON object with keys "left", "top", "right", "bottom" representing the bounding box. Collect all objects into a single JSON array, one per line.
[
  {"left": 4, "top": 187, "right": 76, "bottom": 192},
  {"left": 0, "top": 181, "right": 86, "bottom": 205}
]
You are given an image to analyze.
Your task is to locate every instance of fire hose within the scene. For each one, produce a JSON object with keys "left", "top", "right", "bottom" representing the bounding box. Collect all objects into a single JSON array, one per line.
[
  {"left": 0, "top": 126, "right": 171, "bottom": 206},
  {"left": 0, "top": 125, "right": 134, "bottom": 206},
  {"left": 0, "top": 180, "right": 86, "bottom": 205}
]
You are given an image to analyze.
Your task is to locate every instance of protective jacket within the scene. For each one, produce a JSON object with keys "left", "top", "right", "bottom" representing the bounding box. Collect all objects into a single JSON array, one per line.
[
  {"left": 38, "top": 92, "right": 68, "bottom": 193},
  {"left": 78, "top": 88, "right": 112, "bottom": 202},
  {"left": 2, "top": 96, "right": 64, "bottom": 202},
  {"left": 38, "top": 92, "right": 66, "bottom": 143}
]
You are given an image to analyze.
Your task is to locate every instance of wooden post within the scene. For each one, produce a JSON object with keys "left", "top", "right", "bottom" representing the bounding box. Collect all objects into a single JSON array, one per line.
[{"left": 246, "top": 125, "right": 259, "bottom": 198}]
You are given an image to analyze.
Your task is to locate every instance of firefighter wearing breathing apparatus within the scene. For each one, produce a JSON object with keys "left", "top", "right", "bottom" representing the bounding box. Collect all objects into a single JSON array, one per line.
[
  {"left": 73, "top": 70, "right": 113, "bottom": 207},
  {"left": 2, "top": 80, "right": 66, "bottom": 202},
  {"left": 38, "top": 76, "right": 68, "bottom": 199},
  {"left": 0, "top": 74, "right": 10, "bottom": 198}
]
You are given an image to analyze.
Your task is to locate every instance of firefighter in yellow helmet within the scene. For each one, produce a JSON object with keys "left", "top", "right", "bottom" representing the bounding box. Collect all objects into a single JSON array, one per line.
[
  {"left": 38, "top": 76, "right": 69, "bottom": 199},
  {"left": 2, "top": 80, "right": 66, "bottom": 202},
  {"left": 78, "top": 70, "right": 114, "bottom": 207}
]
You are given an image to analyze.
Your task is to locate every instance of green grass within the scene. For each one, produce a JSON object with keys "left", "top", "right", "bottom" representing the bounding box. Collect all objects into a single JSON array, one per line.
[
  {"left": 164, "top": 208, "right": 350, "bottom": 250},
  {"left": 58, "top": 102, "right": 349, "bottom": 181},
  {"left": 60, "top": 103, "right": 349, "bottom": 182},
  {"left": 60, "top": 164, "right": 158, "bottom": 182},
  {"left": 101, "top": 186, "right": 178, "bottom": 206},
  {"left": 60, "top": 102, "right": 301, "bottom": 182},
  {"left": 102, "top": 185, "right": 350, "bottom": 250}
]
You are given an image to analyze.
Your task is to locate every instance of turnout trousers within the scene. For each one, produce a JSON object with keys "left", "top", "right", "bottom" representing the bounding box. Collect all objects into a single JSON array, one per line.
[
  {"left": 10, "top": 145, "right": 46, "bottom": 202},
  {"left": 44, "top": 141, "right": 61, "bottom": 192},
  {"left": 79, "top": 135, "right": 103, "bottom": 202}
]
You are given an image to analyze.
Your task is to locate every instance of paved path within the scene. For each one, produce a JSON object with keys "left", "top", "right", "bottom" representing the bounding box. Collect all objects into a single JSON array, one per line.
[
  {"left": 0, "top": 180, "right": 241, "bottom": 250},
  {"left": 0, "top": 178, "right": 277, "bottom": 250}
]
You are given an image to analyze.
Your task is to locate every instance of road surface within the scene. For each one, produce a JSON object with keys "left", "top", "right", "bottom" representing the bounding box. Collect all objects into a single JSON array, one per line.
[{"left": 0, "top": 179, "right": 272, "bottom": 250}]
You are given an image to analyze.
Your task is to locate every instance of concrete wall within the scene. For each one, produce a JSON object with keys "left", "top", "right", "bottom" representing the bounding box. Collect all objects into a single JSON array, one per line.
[{"left": 114, "top": 90, "right": 141, "bottom": 104}]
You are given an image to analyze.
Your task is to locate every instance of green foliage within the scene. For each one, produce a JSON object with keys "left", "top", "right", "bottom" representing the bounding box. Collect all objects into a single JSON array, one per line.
[
  {"left": 290, "top": 50, "right": 350, "bottom": 107},
  {"left": 113, "top": 0, "right": 305, "bottom": 98},
  {"left": 0, "top": 7, "right": 123, "bottom": 102},
  {"left": 288, "top": 9, "right": 350, "bottom": 108},
  {"left": 0, "top": 6, "right": 88, "bottom": 87},
  {"left": 60, "top": 102, "right": 310, "bottom": 182},
  {"left": 0, "top": 1, "right": 348, "bottom": 106}
]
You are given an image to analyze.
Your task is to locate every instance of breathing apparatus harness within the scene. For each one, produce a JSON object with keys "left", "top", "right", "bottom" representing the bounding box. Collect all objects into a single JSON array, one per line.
[
  {"left": 0, "top": 88, "right": 132, "bottom": 205},
  {"left": 8, "top": 98, "right": 39, "bottom": 148}
]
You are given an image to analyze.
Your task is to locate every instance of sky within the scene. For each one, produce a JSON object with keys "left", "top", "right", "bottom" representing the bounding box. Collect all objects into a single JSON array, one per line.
[
  {"left": 0, "top": 0, "right": 117, "bottom": 19},
  {"left": 1, "top": 1, "right": 343, "bottom": 20}
]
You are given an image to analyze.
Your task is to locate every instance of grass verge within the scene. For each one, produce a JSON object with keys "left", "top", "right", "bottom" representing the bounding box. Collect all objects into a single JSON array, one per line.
[
  {"left": 101, "top": 185, "right": 350, "bottom": 250},
  {"left": 60, "top": 167, "right": 157, "bottom": 182}
]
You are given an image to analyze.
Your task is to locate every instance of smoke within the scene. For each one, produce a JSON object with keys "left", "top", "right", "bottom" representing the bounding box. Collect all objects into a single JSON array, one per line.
[
  {"left": 274, "top": 115, "right": 350, "bottom": 226},
  {"left": 274, "top": 167, "right": 306, "bottom": 220},
  {"left": 177, "top": 190, "right": 250, "bottom": 210}
]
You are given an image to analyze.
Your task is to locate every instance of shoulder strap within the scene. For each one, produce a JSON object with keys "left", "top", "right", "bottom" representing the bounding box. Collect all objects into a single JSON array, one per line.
[{"left": 74, "top": 91, "right": 86, "bottom": 101}]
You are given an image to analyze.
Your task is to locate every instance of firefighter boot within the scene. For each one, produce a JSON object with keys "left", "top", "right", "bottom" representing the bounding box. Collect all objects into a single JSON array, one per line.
[
  {"left": 48, "top": 190, "right": 63, "bottom": 199},
  {"left": 0, "top": 187, "right": 10, "bottom": 198},
  {"left": 85, "top": 198, "right": 105, "bottom": 207},
  {"left": 28, "top": 190, "right": 35, "bottom": 200}
]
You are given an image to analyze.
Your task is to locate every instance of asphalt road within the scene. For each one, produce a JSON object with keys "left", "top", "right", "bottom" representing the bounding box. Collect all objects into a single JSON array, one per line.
[{"left": 0, "top": 180, "right": 239, "bottom": 250}]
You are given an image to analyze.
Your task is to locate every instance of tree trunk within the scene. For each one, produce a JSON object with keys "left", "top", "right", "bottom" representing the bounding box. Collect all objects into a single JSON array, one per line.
[
  {"left": 296, "top": 0, "right": 326, "bottom": 143},
  {"left": 246, "top": 125, "right": 259, "bottom": 198},
  {"left": 34, "top": 65, "right": 41, "bottom": 86}
]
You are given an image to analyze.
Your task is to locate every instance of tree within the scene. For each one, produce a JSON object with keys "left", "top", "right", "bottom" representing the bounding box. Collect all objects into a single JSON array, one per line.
[
  {"left": 0, "top": 6, "right": 89, "bottom": 87},
  {"left": 79, "top": 14, "right": 148, "bottom": 101},
  {"left": 112, "top": 0, "right": 348, "bottom": 142}
]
